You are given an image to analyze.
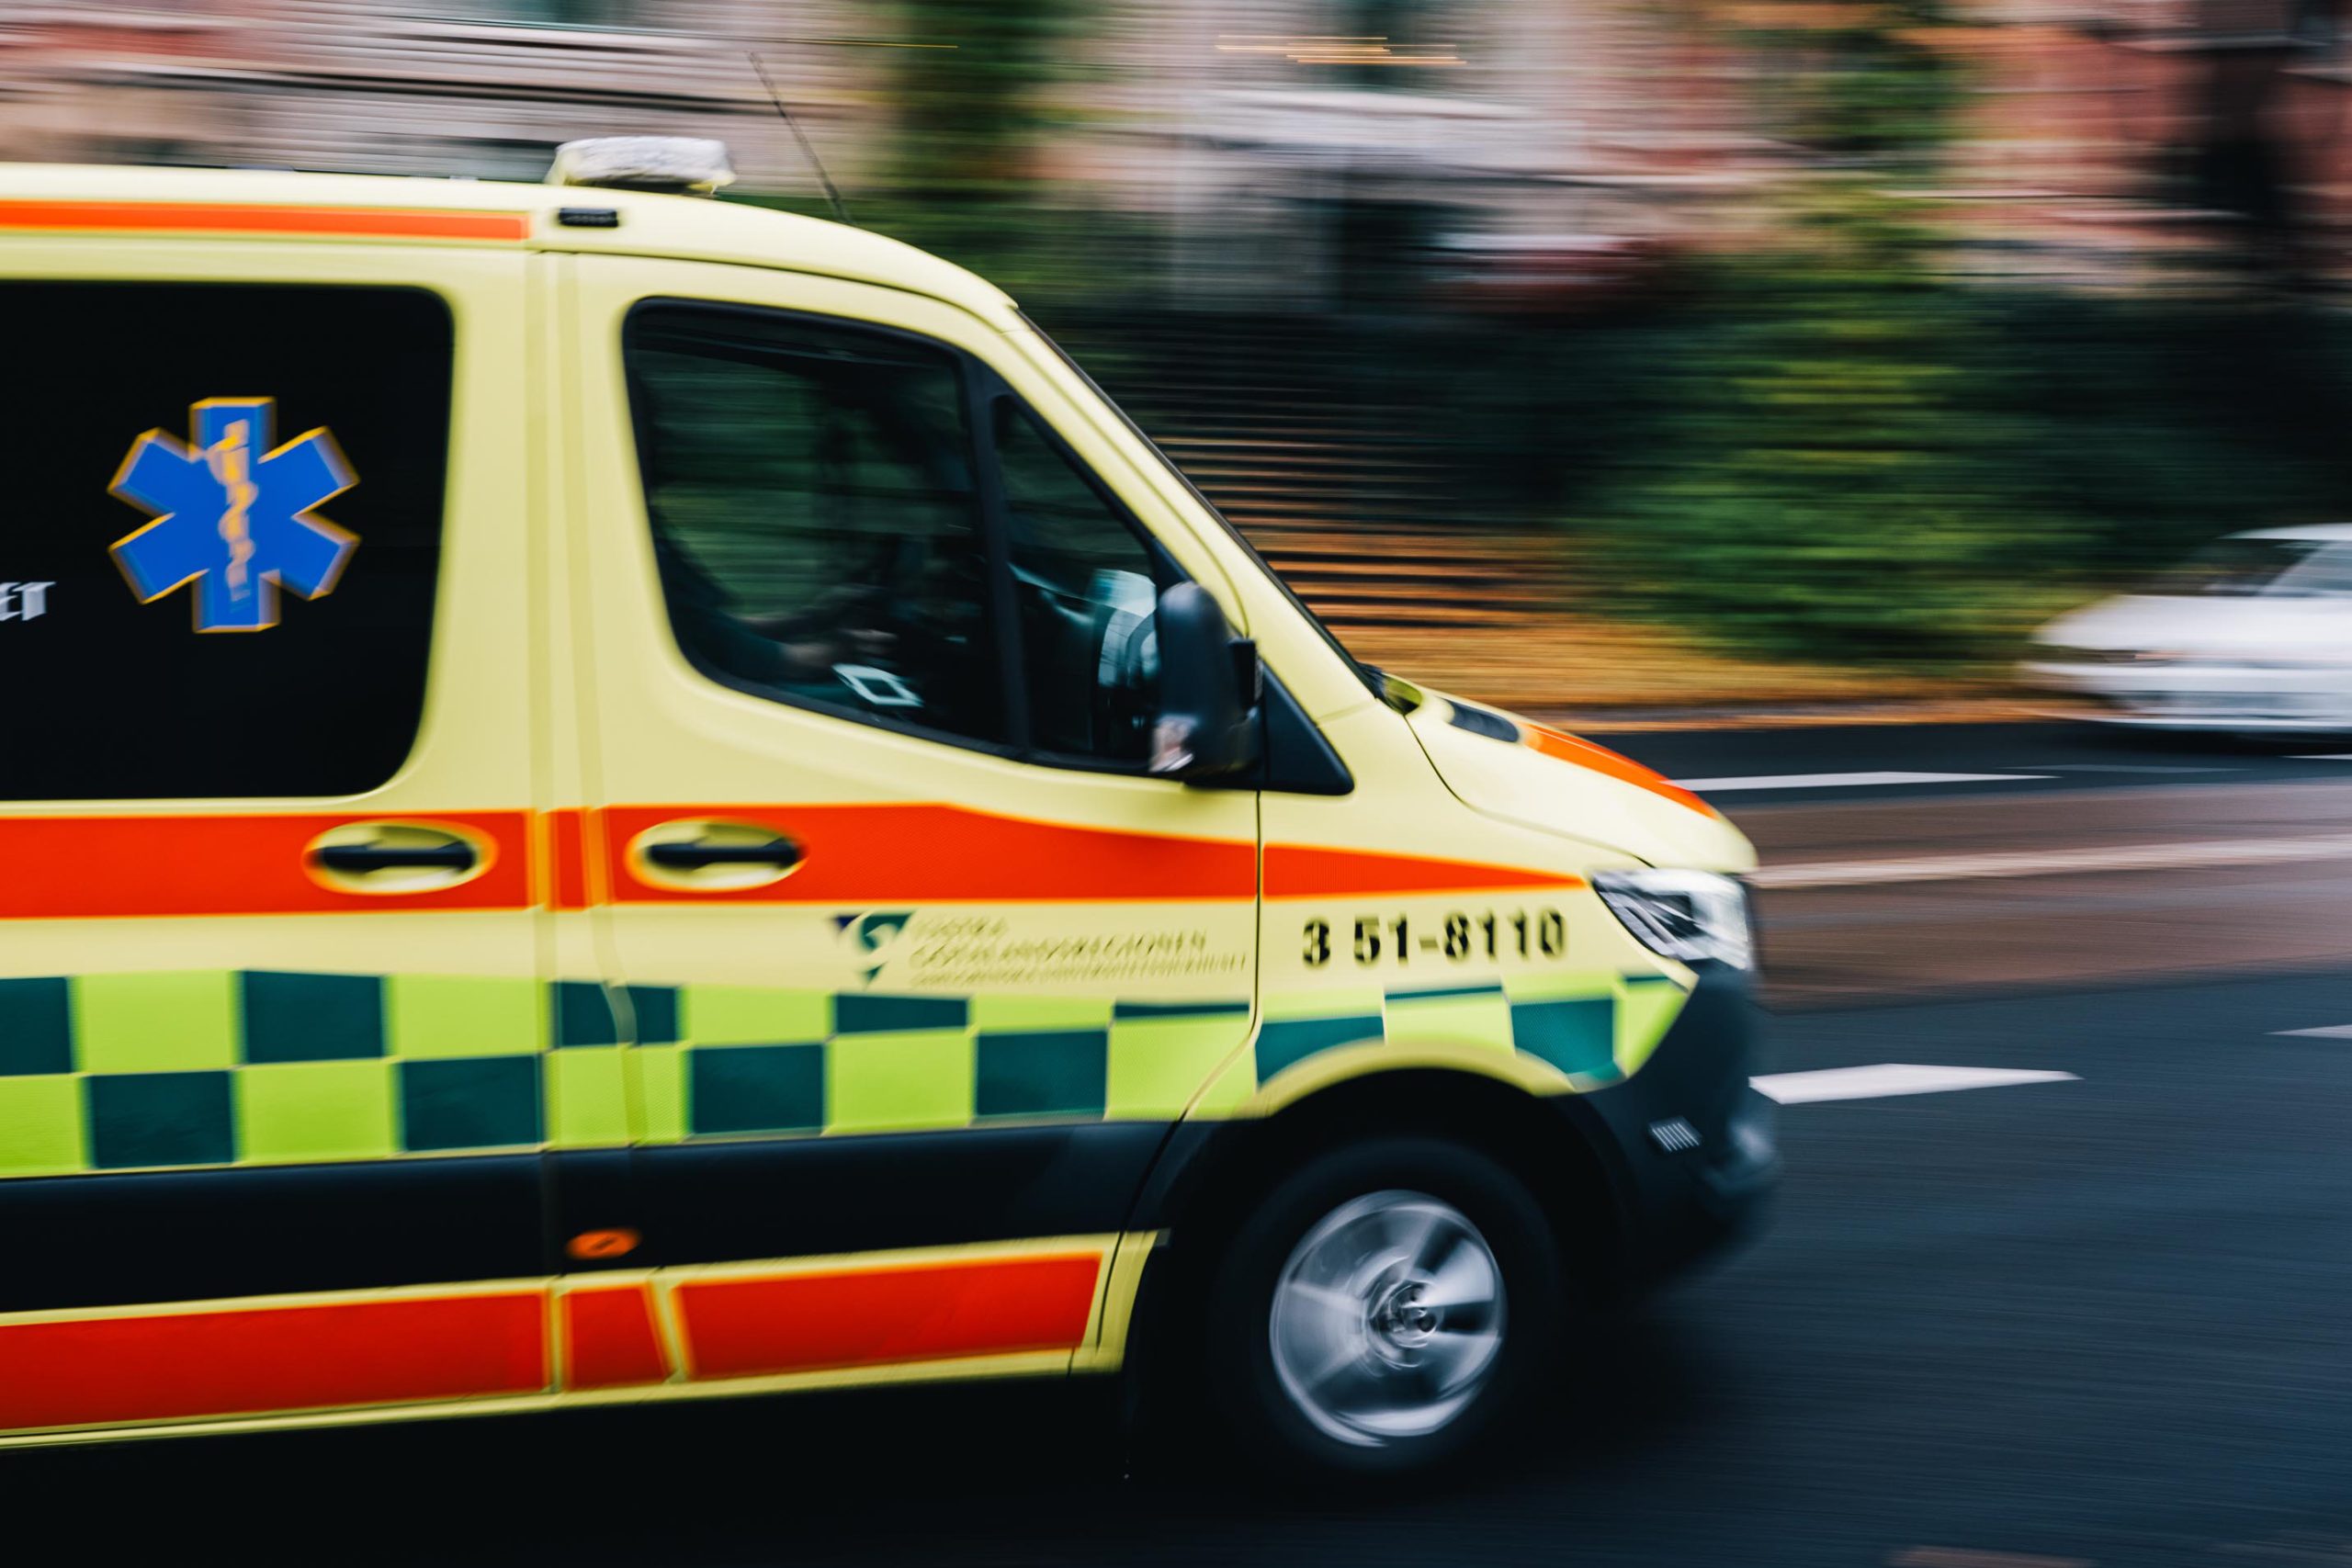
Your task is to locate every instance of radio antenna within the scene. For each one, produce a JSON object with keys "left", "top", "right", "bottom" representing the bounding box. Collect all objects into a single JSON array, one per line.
[{"left": 751, "top": 51, "right": 851, "bottom": 226}]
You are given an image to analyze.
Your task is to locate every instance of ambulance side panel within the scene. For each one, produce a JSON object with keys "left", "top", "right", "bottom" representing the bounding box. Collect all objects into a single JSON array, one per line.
[{"left": 0, "top": 233, "right": 557, "bottom": 1440}]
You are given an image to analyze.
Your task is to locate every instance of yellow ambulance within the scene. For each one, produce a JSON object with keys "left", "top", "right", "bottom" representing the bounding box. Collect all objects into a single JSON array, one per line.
[{"left": 0, "top": 140, "right": 1771, "bottom": 1476}]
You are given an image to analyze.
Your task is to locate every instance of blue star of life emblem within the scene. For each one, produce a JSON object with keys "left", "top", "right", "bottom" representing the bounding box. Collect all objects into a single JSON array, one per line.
[{"left": 108, "top": 397, "right": 357, "bottom": 632}]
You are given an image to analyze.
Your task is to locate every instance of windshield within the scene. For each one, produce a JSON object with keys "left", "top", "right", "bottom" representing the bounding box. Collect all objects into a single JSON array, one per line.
[
  {"left": 1013, "top": 316, "right": 1385, "bottom": 699},
  {"left": 2155, "top": 536, "right": 2352, "bottom": 597}
]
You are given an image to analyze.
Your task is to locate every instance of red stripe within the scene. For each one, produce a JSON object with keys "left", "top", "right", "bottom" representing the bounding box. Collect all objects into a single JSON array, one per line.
[
  {"left": 0, "top": 198, "right": 528, "bottom": 242},
  {"left": 0, "top": 810, "right": 531, "bottom": 919},
  {"left": 0, "top": 1292, "right": 546, "bottom": 1431},
  {"left": 1265, "top": 843, "right": 1582, "bottom": 898},
  {"left": 675, "top": 1255, "right": 1102, "bottom": 1380},
  {"left": 560, "top": 1284, "right": 671, "bottom": 1390},
  {"left": 600, "top": 804, "right": 1254, "bottom": 906}
]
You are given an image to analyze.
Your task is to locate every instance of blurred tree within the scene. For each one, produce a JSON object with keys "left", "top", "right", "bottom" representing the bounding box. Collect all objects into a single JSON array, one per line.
[
  {"left": 1743, "top": 0, "right": 1960, "bottom": 165},
  {"left": 1578, "top": 209, "right": 2075, "bottom": 664},
  {"left": 1559, "top": 0, "right": 2063, "bottom": 663},
  {"left": 1559, "top": 0, "right": 2338, "bottom": 662},
  {"left": 890, "top": 0, "right": 1088, "bottom": 200}
]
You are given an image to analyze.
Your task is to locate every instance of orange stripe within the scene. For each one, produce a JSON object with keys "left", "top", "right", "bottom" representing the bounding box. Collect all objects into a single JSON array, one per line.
[
  {"left": 1523, "top": 724, "right": 1720, "bottom": 817},
  {"left": 599, "top": 803, "right": 1256, "bottom": 906},
  {"left": 0, "top": 803, "right": 1587, "bottom": 916},
  {"left": 1265, "top": 843, "right": 1583, "bottom": 898},
  {"left": 674, "top": 1255, "right": 1102, "bottom": 1380},
  {"left": 0, "top": 198, "right": 528, "bottom": 243},
  {"left": 0, "top": 810, "right": 532, "bottom": 919},
  {"left": 560, "top": 1283, "right": 672, "bottom": 1391},
  {"left": 0, "top": 1292, "right": 546, "bottom": 1431},
  {"left": 547, "top": 807, "right": 594, "bottom": 912}
]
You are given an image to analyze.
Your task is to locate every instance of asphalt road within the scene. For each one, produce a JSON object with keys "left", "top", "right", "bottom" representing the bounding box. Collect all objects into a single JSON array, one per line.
[{"left": 19, "top": 719, "right": 2352, "bottom": 1566}]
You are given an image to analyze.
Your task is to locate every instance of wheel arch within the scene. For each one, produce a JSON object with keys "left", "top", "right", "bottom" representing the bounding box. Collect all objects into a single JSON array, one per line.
[{"left": 1114, "top": 1062, "right": 1632, "bottom": 1442}]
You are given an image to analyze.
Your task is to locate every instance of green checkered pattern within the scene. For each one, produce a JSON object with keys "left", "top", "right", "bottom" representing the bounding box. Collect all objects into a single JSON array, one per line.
[
  {"left": 0, "top": 972, "right": 558, "bottom": 1179},
  {"left": 1255, "top": 970, "right": 1691, "bottom": 1088},
  {"left": 628, "top": 988, "right": 1252, "bottom": 1144},
  {"left": 0, "top": 971, "right": 1253, "bottom": 1178},
  {"left": 0, "top": 967, "right": 1688, "bottom": 1179}
]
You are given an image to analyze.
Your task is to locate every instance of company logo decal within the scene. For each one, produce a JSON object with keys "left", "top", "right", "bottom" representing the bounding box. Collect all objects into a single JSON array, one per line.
[
  {"left": 836, "top": 909, "right": 915, "bottom": 984},
  {"left": 832, "top": 907, "right": 1248, "bottom": 988},
  {"left": 108, "top": 397, "right": 356, "bottom": 632}
]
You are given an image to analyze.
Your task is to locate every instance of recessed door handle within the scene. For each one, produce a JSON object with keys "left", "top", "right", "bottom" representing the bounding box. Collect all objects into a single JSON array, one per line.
[
  {"left": 303, "top": 822, "right": 490, "bottom": 894},
  {"left": 642, "top": 838, "right": 801, "bottom": 871},
  {"left": 314, "top": 841, "right": 478, "bottom": 873},
  {"left": 627, "top": 820, "right": 805, "bottom": 891}
]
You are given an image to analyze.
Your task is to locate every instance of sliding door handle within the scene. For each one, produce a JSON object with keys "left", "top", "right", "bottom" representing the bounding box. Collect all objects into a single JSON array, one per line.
[
  {"left": 304, "top": 823, "right": 487, "bottom": 894},
  {"left": 642, "top": 838, "right": 802, "bottom": 871},
  {"left": 628, "top": 819, "right": 804, "bottom": 892},
  {"left": 315, "top": 841, "right": 477, "bottom": 873}
]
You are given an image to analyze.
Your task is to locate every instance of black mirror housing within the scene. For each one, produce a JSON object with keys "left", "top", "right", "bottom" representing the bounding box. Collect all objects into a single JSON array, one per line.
[{"left": 1151, "top": 581, "right": 1262, "bottom": 781}]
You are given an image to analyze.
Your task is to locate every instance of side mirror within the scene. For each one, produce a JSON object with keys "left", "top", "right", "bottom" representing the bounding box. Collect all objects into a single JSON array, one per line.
[{"left": 1150, "top": 581, "right": 1261, "bottom": 781}]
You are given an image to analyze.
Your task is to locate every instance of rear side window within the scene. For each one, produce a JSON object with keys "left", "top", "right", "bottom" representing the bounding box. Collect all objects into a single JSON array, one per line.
[{"left": 0, "top": 282, "right": 453, "bottom": 800}]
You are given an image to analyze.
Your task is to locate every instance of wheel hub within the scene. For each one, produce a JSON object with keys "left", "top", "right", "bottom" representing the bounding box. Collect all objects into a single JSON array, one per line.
[
  {"left": 1370, "top": 1280, "right": 1438, "bottom": 1353},
  {"left": 1267, "top": 1190, "right": 1507, "bottom": 1448}
]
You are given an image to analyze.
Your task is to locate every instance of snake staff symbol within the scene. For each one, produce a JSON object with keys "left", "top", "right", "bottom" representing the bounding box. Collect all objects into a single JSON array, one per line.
[{"left": 107, "top": 397, "right": 357, "bottom": 633}]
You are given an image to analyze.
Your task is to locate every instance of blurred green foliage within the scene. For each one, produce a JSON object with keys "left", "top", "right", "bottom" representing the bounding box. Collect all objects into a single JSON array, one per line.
[
  {"left": 1420, "top": 0, "right": 2352, "bottom": 669},
  {"left": 1538, "top": 1, "right": 2044, "bottom": 664},
  {"left": 890, "top": 0, "right": 1091, "bottom": 198},
  {"left": 1741, "top": 0, "right": 1960, "bottom": 165},
  {"left": 1419, "top": 245, "right": 2352, "bottom": 667}
]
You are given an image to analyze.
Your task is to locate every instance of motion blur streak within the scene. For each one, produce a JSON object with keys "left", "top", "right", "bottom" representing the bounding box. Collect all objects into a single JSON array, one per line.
[
  {"left": 14, "top": 3, "right": 2352, "bottom": 1563},
  {"left": 14, "top": 0, "right": 2352, "bottom": 712}
]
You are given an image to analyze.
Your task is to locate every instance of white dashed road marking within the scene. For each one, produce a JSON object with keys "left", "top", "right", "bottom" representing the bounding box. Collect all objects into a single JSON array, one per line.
[
  {"left": 1753, "top": 1064, "right": 2081, "bottom": 1104},
  {"left": 1671, "top": 771, "right": 2056, "bottom": 793},
  {"left": 2036, "top": 763, "right": 2225, "bottom": 774}
]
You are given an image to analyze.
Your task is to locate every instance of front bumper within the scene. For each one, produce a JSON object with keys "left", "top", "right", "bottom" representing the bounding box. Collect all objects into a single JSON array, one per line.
[{"left": 1566, "top": 964, "right": 1776, "bottom": 1289}]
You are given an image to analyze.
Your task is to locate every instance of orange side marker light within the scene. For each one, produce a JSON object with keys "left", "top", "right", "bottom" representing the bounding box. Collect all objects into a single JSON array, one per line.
[{"left": 566, "top": 1228, "right": 641, "bottom": 1261}]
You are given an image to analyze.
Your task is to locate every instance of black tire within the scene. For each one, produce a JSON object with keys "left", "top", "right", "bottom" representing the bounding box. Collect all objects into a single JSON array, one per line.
[{"left": 1201, "top": 1135, "right": 1567, "bottom": 1481}]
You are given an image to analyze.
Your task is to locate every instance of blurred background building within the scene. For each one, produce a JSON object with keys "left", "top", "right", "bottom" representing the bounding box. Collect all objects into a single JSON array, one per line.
[{"left": 8, "top": 0, "right": 2352, "bottom": 710}]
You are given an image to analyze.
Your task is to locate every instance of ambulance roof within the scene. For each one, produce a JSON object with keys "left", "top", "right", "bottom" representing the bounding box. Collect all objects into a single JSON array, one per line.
[{"left": 0, "top": 162, "right": 1016, "bottom": 322}]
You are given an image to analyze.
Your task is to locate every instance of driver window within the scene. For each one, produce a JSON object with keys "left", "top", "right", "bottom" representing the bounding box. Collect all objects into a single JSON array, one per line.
[
  {"left": 993, "top": 399, "right": 1166, "bottom": 763},
  {"left": 625, "top": 303, "right": 1006, "bottom": 745}
]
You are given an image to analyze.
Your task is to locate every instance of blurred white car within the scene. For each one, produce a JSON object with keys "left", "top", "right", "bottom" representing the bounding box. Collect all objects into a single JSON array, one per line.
[{"left": 2024, "top": 525, "right": 2352, "bottom": 731}]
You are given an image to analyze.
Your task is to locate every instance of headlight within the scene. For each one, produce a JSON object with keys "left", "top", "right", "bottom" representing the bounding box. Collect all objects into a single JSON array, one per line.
[{"left": 1593, "top": 870, "right": 1752, "bottom": 970}]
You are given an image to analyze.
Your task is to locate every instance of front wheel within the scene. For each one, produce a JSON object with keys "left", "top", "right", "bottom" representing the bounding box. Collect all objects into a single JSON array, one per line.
[{"left": 1203, "top": 1136, "right": 1567, "bottom": 1479}]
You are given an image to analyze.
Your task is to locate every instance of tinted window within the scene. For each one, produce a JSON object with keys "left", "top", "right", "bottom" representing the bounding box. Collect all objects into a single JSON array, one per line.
[
  {"left": 994, "top": 399, "right": 1165, "bottom": 762},
  {"left": 627, "top": 304, "right": 1005, "bottom": 747},
  {"left": 2153, "top": 536, "right": 2352, "bottom": 597},
  {"left": 0, "top": 282, "right": 452, "bottom": 800}
]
